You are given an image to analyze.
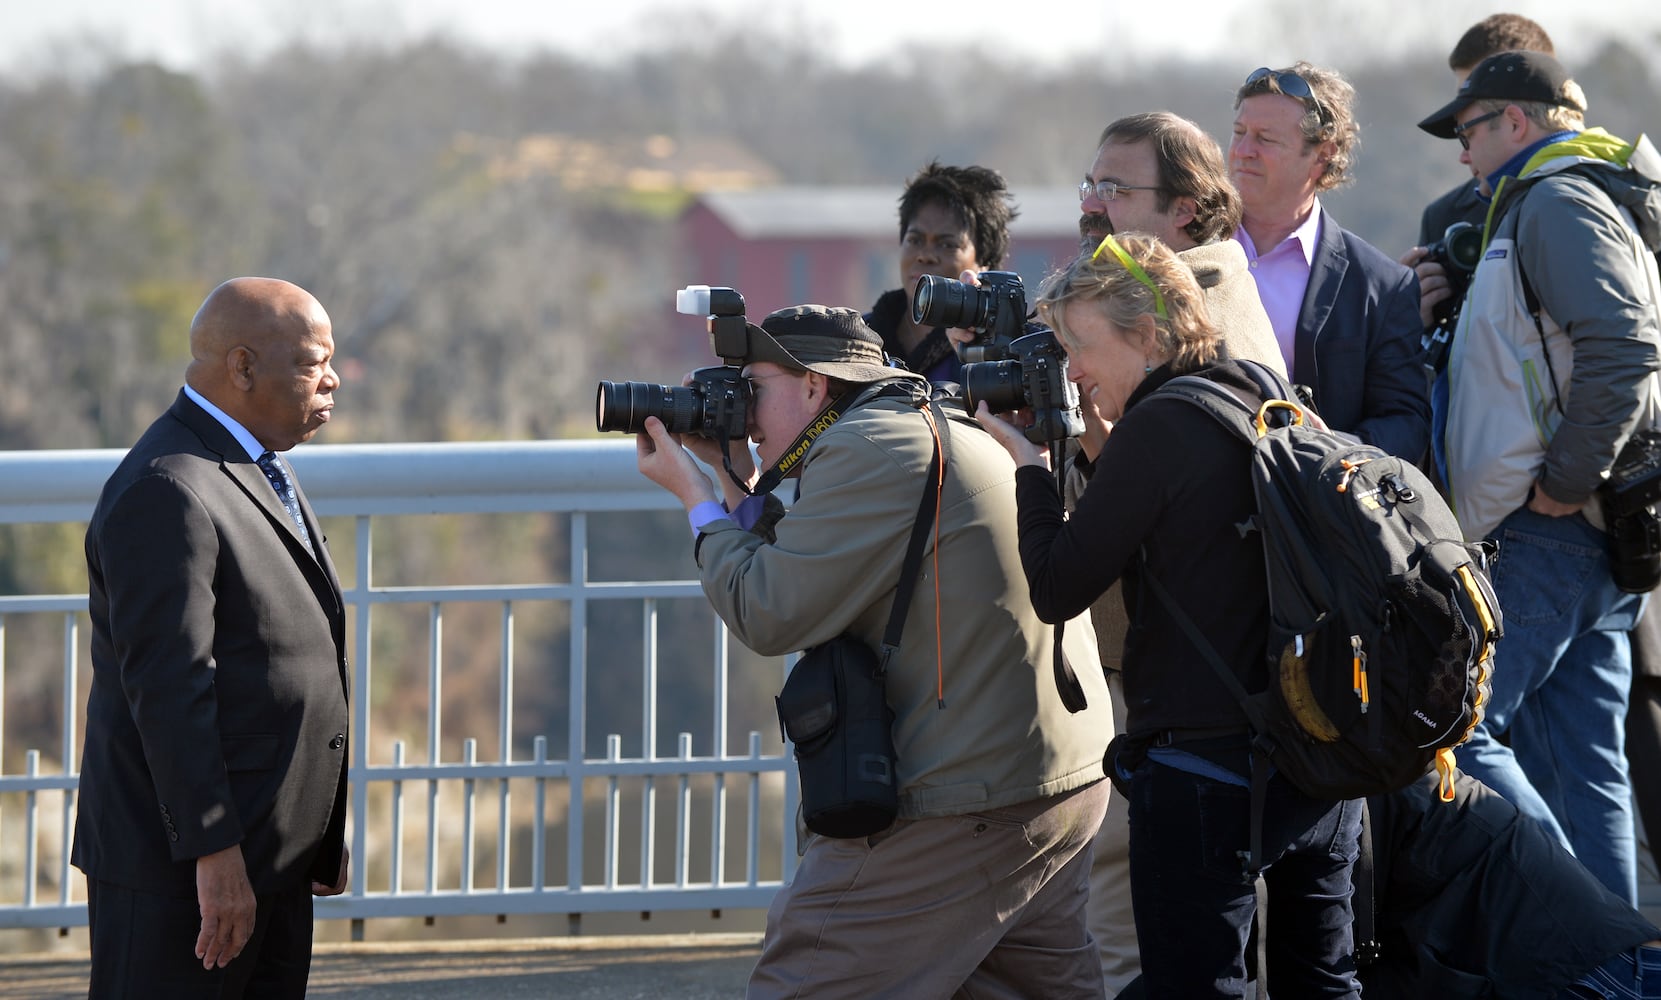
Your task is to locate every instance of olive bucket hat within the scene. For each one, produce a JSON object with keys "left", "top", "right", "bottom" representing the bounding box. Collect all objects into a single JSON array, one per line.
[{"left": 744, "top": 305, "right": 926, "bottom": 385}]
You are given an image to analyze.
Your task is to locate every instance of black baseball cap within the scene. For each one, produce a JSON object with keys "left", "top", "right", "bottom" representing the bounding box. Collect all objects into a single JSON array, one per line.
[{"left": 1418, "top": 51, "right": 1581, "bottom": 139}]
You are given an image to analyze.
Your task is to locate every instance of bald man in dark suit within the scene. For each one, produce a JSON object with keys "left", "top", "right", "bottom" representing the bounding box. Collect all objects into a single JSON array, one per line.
[{"left": 74, "top": 277, "right": 350, "bottom": 998}]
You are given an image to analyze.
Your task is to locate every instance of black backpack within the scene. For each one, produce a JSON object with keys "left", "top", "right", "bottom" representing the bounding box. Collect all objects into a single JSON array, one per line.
[{"left": 1143, "top": 361, "right": 1503, "bottom": 810}]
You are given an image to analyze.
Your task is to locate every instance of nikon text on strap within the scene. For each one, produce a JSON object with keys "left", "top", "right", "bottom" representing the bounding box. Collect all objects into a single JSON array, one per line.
[{"left": 733, "top": 381, "right": 924, "bottom": 498}]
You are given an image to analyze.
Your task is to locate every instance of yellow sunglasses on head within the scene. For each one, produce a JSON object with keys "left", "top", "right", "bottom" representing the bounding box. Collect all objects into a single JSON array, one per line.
[{"left": 1092, "top": 235, "right": 1169, "bottom": 320}]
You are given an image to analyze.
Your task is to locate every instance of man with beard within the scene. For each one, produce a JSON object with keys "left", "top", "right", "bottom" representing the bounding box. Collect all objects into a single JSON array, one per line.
[{"left": 1077, "top": 112, "right": 1284, "bottom": 382}]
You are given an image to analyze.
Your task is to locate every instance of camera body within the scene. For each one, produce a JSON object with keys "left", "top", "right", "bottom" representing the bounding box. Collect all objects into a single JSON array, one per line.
[
  {"left": 960, "top": 329, "right": 1084, "bottom": 443},
  {"left": 1424, "top": 221, "right": 1483, "bottom": 316},
  {"left": 1600, "top": 429, "right": 1661, "bottom": 593},
  {"left": 1420, "top": 222, "right": 1485, "bottom": 371},
  {"left": 1600, "top": 429, "right": 1661, "bottom": 516},
  {"left": 595, "top": 285, "right": 754, "bottom": 438},
  {"left": 911, "top": 270, "right": 1028, "bottom": 363}
]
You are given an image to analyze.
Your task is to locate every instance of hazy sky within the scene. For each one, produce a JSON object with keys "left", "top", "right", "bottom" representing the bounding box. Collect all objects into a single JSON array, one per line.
[{"left": 1, "top": 0, "right": 1653, "bottom": 77}]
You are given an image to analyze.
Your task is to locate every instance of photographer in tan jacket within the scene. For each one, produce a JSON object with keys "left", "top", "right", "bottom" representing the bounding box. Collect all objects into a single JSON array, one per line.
[{"left": 637, "top": 304, "right": 1113, "bottom": 1000}]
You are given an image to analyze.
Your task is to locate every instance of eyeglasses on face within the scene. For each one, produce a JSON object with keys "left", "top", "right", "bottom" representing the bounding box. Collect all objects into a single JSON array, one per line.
[
  {"left": 1078, "top": 179, "right": 1162, "bottom": 203},
  {"left": 1453, "top": 109, "right": 1504, "bottom": 150},
  {"left": 1244, "top": 66, "right": 1328, "bottom": 123}
]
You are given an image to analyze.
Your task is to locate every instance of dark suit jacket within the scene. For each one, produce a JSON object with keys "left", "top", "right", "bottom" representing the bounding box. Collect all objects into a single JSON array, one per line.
[
  {"left": 1419, "top": 178, "right": 1487, "bottom": 247},
  {"left": 1294, "top": 207, "right": 1431, "bottom": 463},
  {"left": 73, "top": 391, "right": 349, "bottom": 898}
]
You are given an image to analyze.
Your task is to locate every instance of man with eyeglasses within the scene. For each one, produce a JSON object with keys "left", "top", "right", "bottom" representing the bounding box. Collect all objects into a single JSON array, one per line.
[
  {"left": 1078, "top": 112, "right": 1285, "bottom": 381},
  {"left": 1418, "top": 50, "right": 1661, "bottom": 909},
  {"left": 1400, "top": 14, "right": 1556, "bottom": 330},
  {"left": 1072, "top": 109, "right": 1286, "bottom": 999},
  {"left": 1229, "top": 62, "right": 1429, "bottom": 464}
]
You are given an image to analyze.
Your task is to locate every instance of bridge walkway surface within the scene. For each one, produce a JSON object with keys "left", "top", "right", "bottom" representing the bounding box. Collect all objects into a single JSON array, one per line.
[{"left": 2, "top": 933, "right": 765, "bottom": 999}]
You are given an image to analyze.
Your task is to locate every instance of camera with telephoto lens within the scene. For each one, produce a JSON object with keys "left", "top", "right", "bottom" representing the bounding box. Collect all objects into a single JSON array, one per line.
[
  {"left": 912, "top": 270, "right": 1028, "bottom": 363},
  {"left": 595, "top": 285, "right": 753, "bottom": 438},
  {"left": 961, "top": 329, "right": 1085, "bottom": 443},
  {"left": 595, "top": 365, "right": 749, "bottom": 438},
  {"left": 1420, "top": 222, "right": 1485, "bottom": 372},
  {"left": 1599, "top": 429, "right": 1661, "bottom": 593}
]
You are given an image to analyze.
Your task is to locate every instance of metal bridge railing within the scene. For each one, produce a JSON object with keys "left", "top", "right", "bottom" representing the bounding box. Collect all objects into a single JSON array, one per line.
[{"left": 0, "top": 440, "right": 797, "bottom": 933}]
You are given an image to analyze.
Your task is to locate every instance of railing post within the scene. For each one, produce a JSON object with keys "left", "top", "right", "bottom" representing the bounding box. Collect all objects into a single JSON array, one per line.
[
  {"left": 350, "top": 511, "right": 374, "bottom": 944},
  {"left": 566, "top": 512, "right": 589, "bottom": 909}
]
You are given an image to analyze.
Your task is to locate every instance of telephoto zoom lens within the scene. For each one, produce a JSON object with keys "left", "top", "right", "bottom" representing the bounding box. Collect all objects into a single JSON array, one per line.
[
  {"left": 595, "top": 381, "right": 702, "bottom": 435},
  {"left": 912, "top": 274, "right": 987, "bottom": 330},
  {"left": 961, "top": 360, "right": 1028, "bottom": 415}
]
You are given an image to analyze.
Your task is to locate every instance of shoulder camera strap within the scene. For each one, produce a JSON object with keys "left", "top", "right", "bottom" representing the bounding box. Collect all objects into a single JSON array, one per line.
[{"left": 882, "top": 401, "right": 950, "bottom": 709}]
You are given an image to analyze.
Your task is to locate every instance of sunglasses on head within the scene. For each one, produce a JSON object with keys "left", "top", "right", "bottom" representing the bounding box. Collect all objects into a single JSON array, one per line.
[{"left": 1244, "top": 67, "right": 1327, "bottom": 123}]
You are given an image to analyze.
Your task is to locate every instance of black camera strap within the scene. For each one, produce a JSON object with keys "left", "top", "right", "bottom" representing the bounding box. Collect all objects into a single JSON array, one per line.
[
  {"left": 1049, "top": 443, "right": 1091, "bottom": 714},
  {"left": 884, "top": 401, "right": 950, "bottom": 708}
]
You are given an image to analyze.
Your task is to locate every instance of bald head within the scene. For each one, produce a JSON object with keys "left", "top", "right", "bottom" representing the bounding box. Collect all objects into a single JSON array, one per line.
[
  {"left": 187, "top": 278, "right": 325, "bottom": 383},
  {"left": 186, "top": 277, "right": 339, "bottom": 452}
]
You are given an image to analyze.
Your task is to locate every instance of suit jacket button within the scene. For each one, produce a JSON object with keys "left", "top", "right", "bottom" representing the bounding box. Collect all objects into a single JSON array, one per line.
[
  {"left": 169, "top": 832, "right": 179, "bottom": 842},
  {"left": 329, "top": 734, "right": 345, "bottom": 751}
]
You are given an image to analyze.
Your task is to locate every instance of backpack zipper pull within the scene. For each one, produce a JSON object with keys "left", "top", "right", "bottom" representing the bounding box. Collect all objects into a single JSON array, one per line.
[
  {"left": 1337, "top": 458, "right": 1371, "bottom": 493},
  {"left": 1352, "top": 635, "right": 1370, "bottom": 713}
]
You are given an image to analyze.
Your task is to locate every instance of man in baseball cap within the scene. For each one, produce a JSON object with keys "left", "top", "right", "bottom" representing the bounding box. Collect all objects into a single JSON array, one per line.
[
  {"left": 1418, "top": 47, "right": 1661, "bottom": 908},
  {"left": 635, "top": 299, "right": 1114, "bottom": 997},
  {"left": 1417, "top": 49, "right": 1584, "bottom": 140}
]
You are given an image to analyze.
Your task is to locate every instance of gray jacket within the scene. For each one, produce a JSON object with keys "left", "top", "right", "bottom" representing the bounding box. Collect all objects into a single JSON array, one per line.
[{"left": 1445, "top": 129, "right": 1661, "bottom": 540}]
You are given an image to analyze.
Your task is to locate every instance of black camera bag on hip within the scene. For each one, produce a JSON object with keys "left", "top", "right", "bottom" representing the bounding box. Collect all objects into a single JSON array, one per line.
[
  {"left": 775, "top": 636, "right": 898, "bottom": 839},
  {"left": 774, "top": 401, "right": 950, "bottom": 839},
  {"left": 1599, "top": 429, "right": 1661, "bottom": 593}
]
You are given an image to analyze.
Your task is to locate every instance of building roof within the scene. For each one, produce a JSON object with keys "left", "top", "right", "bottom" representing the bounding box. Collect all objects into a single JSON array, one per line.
[
  {"left": 694, "top": 186, "right": 1081, "bottom": 240},
  {"left": 480, "top": 133, "right": 780, "bottom": 191}
]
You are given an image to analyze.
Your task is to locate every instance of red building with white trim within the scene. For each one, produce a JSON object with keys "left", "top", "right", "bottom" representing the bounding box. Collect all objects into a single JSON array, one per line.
[{"left": 678, "top": 186, "right": 1084, "bottom": 320}]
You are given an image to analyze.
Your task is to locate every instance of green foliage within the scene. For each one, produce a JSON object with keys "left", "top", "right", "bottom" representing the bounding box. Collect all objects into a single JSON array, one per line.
[{"left": 0, "top": 523, "right": 86, "bottom": 595}]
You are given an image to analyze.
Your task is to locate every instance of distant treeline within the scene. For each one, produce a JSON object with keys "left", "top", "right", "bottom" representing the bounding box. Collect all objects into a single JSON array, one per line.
[{"left": 2, "top": 29, "right": 1657, "bottom": 455}]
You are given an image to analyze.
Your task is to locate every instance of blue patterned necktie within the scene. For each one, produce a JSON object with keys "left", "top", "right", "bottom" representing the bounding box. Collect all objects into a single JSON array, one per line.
[{"left": 256, "top": 450, "right": 313, "bottom": 551}]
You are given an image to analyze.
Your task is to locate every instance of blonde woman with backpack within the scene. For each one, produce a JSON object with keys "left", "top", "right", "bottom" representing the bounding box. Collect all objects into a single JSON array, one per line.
[{"left": 976, "top": 232, "right": 1362, "bottom": 1000}]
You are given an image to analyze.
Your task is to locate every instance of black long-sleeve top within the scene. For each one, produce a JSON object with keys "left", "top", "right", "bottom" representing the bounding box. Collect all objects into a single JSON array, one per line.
[{"left": 1014, "top": 360, "right": 1270, "bottom": 738}]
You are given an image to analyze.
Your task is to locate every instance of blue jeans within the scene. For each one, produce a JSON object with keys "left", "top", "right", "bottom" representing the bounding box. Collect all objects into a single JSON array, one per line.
[
  {"left": 1460, "top": 506, "right": 1643, "bottom": 904},
  {"left": 1561, "top": 945, "right": 1661, "bottom": 999},
  {"left": 1125, "top": 748, "right": 1361, "bottom": 1000}
]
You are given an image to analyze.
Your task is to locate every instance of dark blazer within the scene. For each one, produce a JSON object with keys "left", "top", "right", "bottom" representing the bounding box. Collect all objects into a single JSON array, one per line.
[
  {"left": 73, "top": 390, "right": 349, "bottom": 898},
  {"left": 1419, "top": 179, "right": 1487, "bottom": 247},
  {"left": 1293, "top": 207, "right": 1431, "bottom": 463}
]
